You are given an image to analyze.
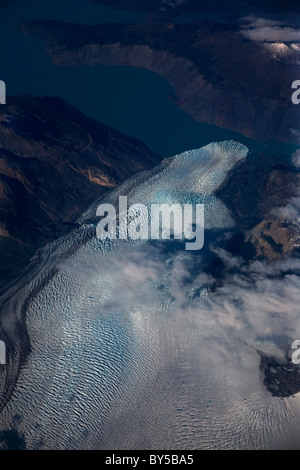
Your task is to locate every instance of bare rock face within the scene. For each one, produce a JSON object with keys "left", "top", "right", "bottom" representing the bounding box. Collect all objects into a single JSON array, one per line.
[
  {"left": 20, "top": 19, "right": 300, "bottom": 144},
  {"left": 246, "top": 218, "right": 300, "bottom": 260},
  {"left": 261, "top": 356, "right": 300, "bottom": 398},
  {"left": 0, "top": 95, "right": 161, "bottom": 286},
  {"left": 217, "top": 156, "right": 300, "bottom": 259}
]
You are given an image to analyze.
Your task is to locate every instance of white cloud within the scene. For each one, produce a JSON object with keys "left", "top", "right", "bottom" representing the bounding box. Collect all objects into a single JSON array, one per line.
[
  {"left": 291, "top": 129, "right": 300, "bottom": 144},
  {"left": 292, "top": 149, "right": 300, "bottom": 168},
  {"left": 241, "top": 16, "right": 300, "bottom": 43},
  {"left": 271, "top": 194, "right": 300, "bottom": 221}
]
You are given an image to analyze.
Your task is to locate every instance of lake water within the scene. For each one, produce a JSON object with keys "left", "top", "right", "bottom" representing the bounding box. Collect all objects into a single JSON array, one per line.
[{"left": 0, "top": 0, "right": 297, "bottom": 158}]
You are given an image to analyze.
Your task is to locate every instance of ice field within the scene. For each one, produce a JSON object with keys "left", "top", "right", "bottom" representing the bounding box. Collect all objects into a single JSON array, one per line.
[{"left": 1, "top": 141, "right": 300, "bottom": 449}]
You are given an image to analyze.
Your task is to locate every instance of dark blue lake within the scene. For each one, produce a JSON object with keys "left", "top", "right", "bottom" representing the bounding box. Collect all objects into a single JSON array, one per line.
[{"left": 0, "top": 0, "right": 297, "bottom": 158}]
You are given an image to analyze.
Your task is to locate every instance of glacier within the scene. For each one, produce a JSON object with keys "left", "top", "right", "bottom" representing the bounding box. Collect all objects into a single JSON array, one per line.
[{"left": 1, "top": 140, "right": 300, "bottom": 450}]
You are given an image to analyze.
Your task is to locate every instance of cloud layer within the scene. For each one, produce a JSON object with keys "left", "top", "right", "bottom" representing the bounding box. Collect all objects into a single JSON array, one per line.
[{"left": 241, "top": 16, "right": 300, "bottom": 43}]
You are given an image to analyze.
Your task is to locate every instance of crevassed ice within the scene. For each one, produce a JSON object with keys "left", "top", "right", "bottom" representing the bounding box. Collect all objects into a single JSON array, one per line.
[
  {"left": 80, "top": 139, "right": 249, "bottom": 229},
  {"left": 0, "top": 140, "right": 297, "bottom": 450}
]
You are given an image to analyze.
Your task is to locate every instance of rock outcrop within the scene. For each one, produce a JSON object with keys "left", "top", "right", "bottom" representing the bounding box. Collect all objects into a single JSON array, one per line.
[
  {"left": 20, "top": 19, "right": 300, "bottom": 144},
  {"left": 0, "top": 95, "right": 161, "bottom": 286},
  {"left": 217, "top": 156, "right": 300, "bottom": 259}
]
